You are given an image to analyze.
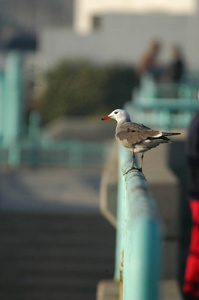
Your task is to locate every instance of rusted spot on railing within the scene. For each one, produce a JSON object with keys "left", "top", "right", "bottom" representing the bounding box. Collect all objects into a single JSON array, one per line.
[{"left": 120, "top": 249, "right": 124, "bottom": 300}]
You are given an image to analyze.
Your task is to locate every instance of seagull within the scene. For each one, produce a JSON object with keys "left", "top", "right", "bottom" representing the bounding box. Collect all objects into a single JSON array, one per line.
[{"left": 101, "top": 109, "right": 180, "bottom": 174}]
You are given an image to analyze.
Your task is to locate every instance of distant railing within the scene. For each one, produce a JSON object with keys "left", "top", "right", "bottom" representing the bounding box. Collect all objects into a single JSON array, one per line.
[
  {"left": 126, "top": 74, "right": 199, "bottom": 131},
  {"left": 115, "top": 145, "right": 162, "bottom": 300},
  {"left": 0, "top": 112, "right": 107, "bottom": 167},
  {"left": 0, "top": 139, "right": 106, "bottom": 167}
]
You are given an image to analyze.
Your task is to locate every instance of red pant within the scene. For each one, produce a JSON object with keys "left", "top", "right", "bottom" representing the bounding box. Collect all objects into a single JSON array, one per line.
[{"left": 183, "top": 200, "right": 199, "bottom": 300}]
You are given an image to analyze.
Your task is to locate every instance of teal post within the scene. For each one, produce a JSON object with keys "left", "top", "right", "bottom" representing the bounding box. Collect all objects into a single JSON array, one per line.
[
  {"left": 0, "top": 70, "right": 4, "bottom": 144},
  {"left": 29, "top": 111, "right": 41, "bottom": 167},
  {"left": 68, "top": 141, "right": 82, "bottom": 166},
  {"left": 3, "top": 51, "right": 23, "bottom": 165}
]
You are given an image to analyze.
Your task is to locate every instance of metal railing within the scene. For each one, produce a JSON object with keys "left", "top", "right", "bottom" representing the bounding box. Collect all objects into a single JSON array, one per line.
[
  {"left": 115, "top": 145, "right": 162, "bottom": 300},
  {"left": 0, "top": 110, "right": 107, "bottom": 167},
  {"left": 127, "top": 74, "right": 199, "bottom": 131},
  {"left": 0, "top": 137, "right": 106, "bottom": 167}
]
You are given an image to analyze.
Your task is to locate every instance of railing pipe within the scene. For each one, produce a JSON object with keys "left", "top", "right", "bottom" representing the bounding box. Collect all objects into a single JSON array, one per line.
[
  {"left": 115, "top": 145, "right": 162, "bottom": 300},
  {"left": 114, "top": 146, "right": 126, "bottom": 281}
]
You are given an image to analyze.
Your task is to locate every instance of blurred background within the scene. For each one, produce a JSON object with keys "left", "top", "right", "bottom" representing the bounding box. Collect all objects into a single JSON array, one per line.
[{"left": 0, "top": 0, "right": 199, "bottom": 299}]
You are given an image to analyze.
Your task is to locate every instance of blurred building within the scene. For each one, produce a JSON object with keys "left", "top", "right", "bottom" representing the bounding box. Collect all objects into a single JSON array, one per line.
[
  {"left": 0, "top": 0, "right": 199, "bottom": 69},
  {"left": 36, "top": 0, "right": 199, "bottom": 70},
  {"left": 0, "top": 0, "right": 73, "bottom": 51},
  {"left": 74, "top": 0, "right": 196, "bottom": 34}
]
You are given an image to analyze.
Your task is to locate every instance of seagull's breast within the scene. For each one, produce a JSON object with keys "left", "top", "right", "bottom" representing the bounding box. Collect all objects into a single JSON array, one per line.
[{"left": 115, "top": 135, "right": 130, "bottom": 148}]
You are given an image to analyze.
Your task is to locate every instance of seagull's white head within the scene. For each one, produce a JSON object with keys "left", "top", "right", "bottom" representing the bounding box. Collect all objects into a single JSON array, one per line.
[{"left": 101, "top": 109, "right": 131, "bottom": 124}]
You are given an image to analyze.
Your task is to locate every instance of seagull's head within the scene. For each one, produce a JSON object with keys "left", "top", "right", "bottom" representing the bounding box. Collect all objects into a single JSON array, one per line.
[{"left": 101, "top": 109, "right": 131, "bottom": 123}]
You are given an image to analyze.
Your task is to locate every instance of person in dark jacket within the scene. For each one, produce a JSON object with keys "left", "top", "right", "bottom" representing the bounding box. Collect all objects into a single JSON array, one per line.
[
  {"left": 183, "top": 110, "right": 199, "bottom": 300},
  {"left": 168, "top": 45, "right": 185, "bottom": 82}
]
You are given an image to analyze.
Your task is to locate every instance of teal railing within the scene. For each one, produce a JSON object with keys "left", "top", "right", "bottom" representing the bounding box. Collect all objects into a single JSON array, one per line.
[
  {"left": 115, "top": 145, "right": 162, "bottom": 300},
  {"left": 0, "top": 136, "right": 106, "bottom": 167},
  {"left": 0, "top": 52, "right": 106, "bottom": 167},
  {"left": 126, "top": 74, "right": 199, "bottom": 131},
  {"left": 0, "top": 110, "right": 107, "bottom": 167}
]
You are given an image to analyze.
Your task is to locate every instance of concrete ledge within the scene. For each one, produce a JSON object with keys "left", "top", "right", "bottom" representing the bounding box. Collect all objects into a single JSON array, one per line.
[
  {"left": 100, "top": 142, "right": 118, "bottom": 228},
  {"left": 96, "top": 279, "right": 182, "bottom": 300},
  {"left": 163, "top": 240, "right": 179, "bottom": 279},
  {"left": 144, "top": 143, "right": 180, "bottom": 239},
  {"left": 161, "top": 280, "right": 182, "bottom": 300},
  {"left": 96, "top": 280, "right": 119, "bottom": 300}
]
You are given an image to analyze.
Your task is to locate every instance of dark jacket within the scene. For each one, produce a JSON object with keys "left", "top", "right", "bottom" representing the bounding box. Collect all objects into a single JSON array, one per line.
[{"left": 185, "top": 111, "right": 199, "bottom": 199}]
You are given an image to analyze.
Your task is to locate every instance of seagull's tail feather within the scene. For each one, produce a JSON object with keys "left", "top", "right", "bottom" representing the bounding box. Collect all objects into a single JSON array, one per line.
[{"left": 162, "top": 132, "right": 181, "bottom": 136}]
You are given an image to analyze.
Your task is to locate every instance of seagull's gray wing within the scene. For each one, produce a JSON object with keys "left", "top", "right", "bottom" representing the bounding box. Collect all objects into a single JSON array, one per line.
[{"left": 115, "top": 122, "right": 161, "bottom": 145}]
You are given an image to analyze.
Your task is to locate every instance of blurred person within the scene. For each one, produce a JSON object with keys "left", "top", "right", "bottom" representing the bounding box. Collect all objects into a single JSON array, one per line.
[
  {"left": 136, "top": 40, "right": 163, "bottom": 81},
  {"left": 167, "top": 45, "right": 185, "bottom": 82},
  {"left": 183, "top": 109, "right": 199, "bottom": 300}
]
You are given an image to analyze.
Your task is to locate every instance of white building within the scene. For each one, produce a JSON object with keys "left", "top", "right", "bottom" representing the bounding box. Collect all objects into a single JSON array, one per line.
[
  {"left": 37, "top": 0, "right": 199, "bottom": 70},
  {"left": 74, "top": 0, "right": 196, "bottom": 34}
]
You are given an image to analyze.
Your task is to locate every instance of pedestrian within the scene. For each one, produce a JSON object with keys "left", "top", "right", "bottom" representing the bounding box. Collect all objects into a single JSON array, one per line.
[
  {"left": 183, "top": 110, "right": 199, "bottom": 300},
  {"left": 136, "top": 40, "right": 163, "bottom": 82},
  {"left": 167, "top": 45, "right": 185, "bottom": 83}
]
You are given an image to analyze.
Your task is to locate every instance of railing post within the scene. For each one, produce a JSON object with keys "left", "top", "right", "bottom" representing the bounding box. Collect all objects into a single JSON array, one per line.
[
  {"left": 3, "top": 51, "right": 23, "bottom": 146},
  {"left": 115, "top": 145, "right": 162, "bottom": 300},
  {"left": 29, "top": 111, "right": 41, "bottom": 167},
  {"left": 2, "top": 51, "right": 24, "bottom": 166},
  {"left": 0, "top": 69, "right": 4, "bottom": 144}
]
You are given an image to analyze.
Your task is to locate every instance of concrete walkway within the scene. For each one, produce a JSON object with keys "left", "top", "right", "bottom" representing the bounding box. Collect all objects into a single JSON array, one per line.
[
  {"left": 0, "top": 166, "right": 115, "bottom": 300},
  {"left": 0, "top": 166, "right": 102, "bottom": 212}
]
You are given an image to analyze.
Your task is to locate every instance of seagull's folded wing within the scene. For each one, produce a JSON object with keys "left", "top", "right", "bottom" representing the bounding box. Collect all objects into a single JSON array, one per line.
[{"left": 116, "top": 122, "right": 161, "bottom": 145}]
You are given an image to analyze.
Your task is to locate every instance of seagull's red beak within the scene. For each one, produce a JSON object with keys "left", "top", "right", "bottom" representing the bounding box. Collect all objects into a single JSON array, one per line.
[{"left": 101, "top": 115, "right": 111, "bottom": 121}]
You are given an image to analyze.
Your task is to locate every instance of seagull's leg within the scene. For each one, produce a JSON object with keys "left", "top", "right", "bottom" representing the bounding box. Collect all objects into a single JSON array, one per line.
[
  {"left": 123, "top": 151, "right": 142, "bottom": 176},
  {"left": 123, "top": 151, "right": 137, "bottom": 175},
  {"left": 131, "top": 151, "right": 135, "bottom": 170},
  {"left": 131, "top": 151, "right": 134, "bottom": 169},
  {"left": 140, "top": 153, "right": 144, "bottom": 172}
]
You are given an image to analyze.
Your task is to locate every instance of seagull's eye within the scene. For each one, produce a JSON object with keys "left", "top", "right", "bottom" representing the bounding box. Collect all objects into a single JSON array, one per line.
[{"left": 114, "top": 111, "right": 118, "bottom": 114}]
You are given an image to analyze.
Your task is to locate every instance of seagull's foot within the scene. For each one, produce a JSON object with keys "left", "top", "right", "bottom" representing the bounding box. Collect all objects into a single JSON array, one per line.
[{"left": 123, "top": 167, "right": 142, "bottom": 176}]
